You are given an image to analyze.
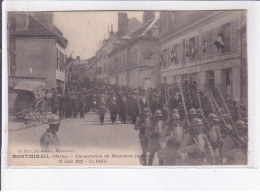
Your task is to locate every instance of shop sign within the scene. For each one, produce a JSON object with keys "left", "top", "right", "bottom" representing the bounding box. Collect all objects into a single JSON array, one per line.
[{"left": 167, "top": 58, "right": 240, "bottom": 76}]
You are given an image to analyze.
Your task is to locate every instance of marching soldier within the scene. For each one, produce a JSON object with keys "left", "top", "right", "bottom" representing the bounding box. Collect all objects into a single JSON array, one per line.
[
  {"left": 134, "top": 107, "right": 150, "bottom": 165},
  {"left": 146, "top": 109, "right": 170, "bottom": 166},
  {"left": 189, "top": 108, "right": 198, "bottom": 120},
  {"left": 180, "top": 118, "right": 215, "bottom": 165},
  {"left": 164, "top": 113, "right": 185, "bottom": 165},
  {"left": 40, "top": 114, "right": 61, "bottom": 150},
  {"left": 223, "top": 120, "right": 247, "bottom": 165},
  {"left": 208, "top": 113, "right": 224, "bottom": 164}
]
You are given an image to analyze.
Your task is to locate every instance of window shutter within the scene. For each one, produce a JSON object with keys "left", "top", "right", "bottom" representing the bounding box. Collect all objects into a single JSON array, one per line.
[
  {"left": 231, "top": 20, "right": 237, "bottom": 51},
  {"left": 195, "top": 36, "right": 199, "bottom": 60},
  {"left": 178, "top": 42, "right": 183, "bottom": 65},
  {"left": 182, "top": 39, "right": 186, "bottom": 65},
  {"left": 206, "top": 30, "right": 213, "bottom": 57},
  {"left": 212, "top": 28, "right": 218, "bottom": 56}
]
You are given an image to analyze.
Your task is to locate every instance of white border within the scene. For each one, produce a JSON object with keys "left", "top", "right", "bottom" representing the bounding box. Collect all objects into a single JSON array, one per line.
[{"left": 2, "top": 0, "right": 260, "bottom": 190}]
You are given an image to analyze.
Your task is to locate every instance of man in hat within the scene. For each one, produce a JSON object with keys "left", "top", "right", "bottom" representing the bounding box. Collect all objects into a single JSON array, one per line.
[
  {"left": 40, "top": 114, "right": 61, "bottom": 150},
  {"left": 134, "top": 107, "right": 150, "bottom": 165}
]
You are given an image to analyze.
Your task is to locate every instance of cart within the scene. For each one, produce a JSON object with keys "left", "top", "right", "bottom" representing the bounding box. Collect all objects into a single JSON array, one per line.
[{"left": 9, "top": 81, "right": 51, "bottom": 121}]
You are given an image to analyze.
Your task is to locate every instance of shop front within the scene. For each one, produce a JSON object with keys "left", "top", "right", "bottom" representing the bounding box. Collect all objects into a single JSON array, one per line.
[{"left": 161, "top": 57, "right": 242, "bottom": 102}]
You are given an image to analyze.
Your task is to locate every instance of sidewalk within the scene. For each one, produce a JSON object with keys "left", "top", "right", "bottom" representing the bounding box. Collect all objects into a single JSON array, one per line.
[{"left": 8, "top": 116, "right": 45, "bottom": 132}]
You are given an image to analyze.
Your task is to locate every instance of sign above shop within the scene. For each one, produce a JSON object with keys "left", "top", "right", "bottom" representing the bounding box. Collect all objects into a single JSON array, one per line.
[{"left": 162, "top": 58, "right": 240, "bottom": 76}]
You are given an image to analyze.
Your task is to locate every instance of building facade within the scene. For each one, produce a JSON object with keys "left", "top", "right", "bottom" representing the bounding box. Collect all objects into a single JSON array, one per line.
[
  {"left": 8, "top": 12, "right": 68, "bottom": 90},
  {"left": 107, "top": 12, "right": 161, "bottom": 88},
  {"left": 160, "top": 10, "right": 247, "bottom": 104}
]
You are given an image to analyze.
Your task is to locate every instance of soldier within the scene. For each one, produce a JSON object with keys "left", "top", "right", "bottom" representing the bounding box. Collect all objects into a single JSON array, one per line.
[
  {"left": 223, "top": 120, "right": 247, "bottom": 165},
  {"left": 134, "top": 107, "right": 150, "bottom": 165},
  {"left": 208, "top": 113, "right": 224, "bottom": 164},
  {"left": 40, "top": 114, "right": 61, "bottom": 150},
  {"left": 180, "top": 118, "right": 215, "bottom": 165},
  {"left": 164, "top": 113, "right": 185, "bottom": 165},
  {"left": 189, "top": 108, "right": 197, "bottom": 120},
  {"left": 146, "top": 110, "right": 170, "bottom": 166}
]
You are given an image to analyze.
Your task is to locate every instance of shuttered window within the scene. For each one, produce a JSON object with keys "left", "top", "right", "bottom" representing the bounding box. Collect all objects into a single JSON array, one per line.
[
  {"left": 182, "top": 39, "right": 186, "bottom": 65},
  {"left": 231, "top": 20, "right": 237, "bottom": 51},
  {"left": 206, "top": 30, "right": 214, "bottom": 57},
  {"left": 199, "top": 32, "right": 207, "bottom": 59},
  {"left": 178, "top": 42, "right": 183, "bottom": 65},
  {"left": 221, "top": 22, "right": 231, "bottom": 54}
]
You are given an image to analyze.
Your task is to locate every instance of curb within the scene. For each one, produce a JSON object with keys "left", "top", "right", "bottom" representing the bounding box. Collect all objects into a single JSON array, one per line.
[{"left": 9, "top": 121, "right": 47, "bottom": 132}]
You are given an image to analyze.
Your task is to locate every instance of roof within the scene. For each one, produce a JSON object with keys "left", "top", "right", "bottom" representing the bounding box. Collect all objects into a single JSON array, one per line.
[
  {"left": 14, "top": 80, "right": 46, "bottom": 92},
  {"left": 108, "top": 18, "right": 159, "bottom": 56},
  {"left": 10, "top": 15, "right": 68, "bottom": 48}
]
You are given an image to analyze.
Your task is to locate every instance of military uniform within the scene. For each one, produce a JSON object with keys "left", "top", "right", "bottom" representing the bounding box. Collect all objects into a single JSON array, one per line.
[
  {"left": 40, "top": 128, "right": 61, "bottom": 150},
  {"left": 134, "top": 108, "right": 150, "bottom": 165},
  {"left": 146, "top": 110, "right": 170, "bottom": 166},
  {"left": 180, "top": 118, "right": 215, "bottom": 165},
  {"left": 40, "top": 114, "right": 61, "bottom": 150},
  {"left": 164, "top": 113, "right": 185, "bottom": 165}
]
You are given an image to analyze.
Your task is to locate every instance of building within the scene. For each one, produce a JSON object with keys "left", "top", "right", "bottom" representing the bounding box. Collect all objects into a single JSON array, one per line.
[
  {"left": 159, "top": 10, "right": 247, "bottom": 104},
  {"left": 69, "top": 56, "right": 90, "bottom": 83},
  {"left": 107, "top": 12, "right": 161, "bottom": 88},
  {"left": 8, "top": 12, "right": 68, "bottom": 91}
]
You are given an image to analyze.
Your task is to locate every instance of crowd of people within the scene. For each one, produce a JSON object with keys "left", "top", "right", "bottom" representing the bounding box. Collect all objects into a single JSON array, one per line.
[{"left": 44, "top": 79, "right": 248, "bottom": 166}]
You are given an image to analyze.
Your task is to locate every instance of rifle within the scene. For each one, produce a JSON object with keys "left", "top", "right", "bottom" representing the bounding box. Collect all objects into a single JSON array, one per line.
[
  {"left": 180, "top": 84, "right": 190, "bottom": 126},
  {"left": 197, "top": 90, "right": 211, "bottom": 137},
  {"left": 208, "top": 88, "right": 246, "bottom": 149},
  {"left": 163, "top": 83, "right": 171, "bottom": 121},
  {"left": 136, "top": 89, "right": 142, "bottom": 114},
  {"left": 144, "top": 90, "right": 153, "bottom": 117},
  {"left": 216, "top": 87, "right": 245, "bottom": 145}
]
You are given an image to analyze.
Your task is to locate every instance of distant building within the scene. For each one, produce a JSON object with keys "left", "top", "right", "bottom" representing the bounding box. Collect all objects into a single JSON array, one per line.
[
  {"left": 159, "top": 10, "right": 247, "bottom": 104},
  {"left": 108, "top": 11, "right": 161, "bottom": 88},
  {"left": 70, "top": 56, "right": 90, "bottom": 82},
  {"left": 8, "top": 12, "right": 68, "bottom": 90}
]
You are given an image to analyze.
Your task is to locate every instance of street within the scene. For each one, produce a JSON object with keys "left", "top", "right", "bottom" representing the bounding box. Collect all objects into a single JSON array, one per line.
[{"left": 8, "top": 112, "right": 160, "bottom": 166}]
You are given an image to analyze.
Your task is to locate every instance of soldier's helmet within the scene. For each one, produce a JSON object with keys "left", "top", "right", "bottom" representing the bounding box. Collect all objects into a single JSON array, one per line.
[
  {"left": 236, "top": 120, "right": 247, "bottom": 129},
  {"left": 142, "top": 107, "right": 150, "bottom": 116},
  {"left": 171, "top": 108, "right": 178, "bottom": 114},
  {"left": 172, "top": 113, "right": 181, "bottom": 120},
  {"left": 189, "top": 108, "right": 197, "bottom": 115},
  {"left": 154, "top": 110, "right": 163, "bottom": 117},
  {"left": 48, "top": 114, "right": 60, "bottom": 125},
  {"left": 208, "top": 113, "right": 220, "bottom": 122},
  {"left": 196, "top": 108, "right": 203, "bottom": 115},
  {"left": 190, "top": 118, "right": 203, "bottom": 126},
  {"left": 223, "top": 113, "right": 232, "bottom": 120}
]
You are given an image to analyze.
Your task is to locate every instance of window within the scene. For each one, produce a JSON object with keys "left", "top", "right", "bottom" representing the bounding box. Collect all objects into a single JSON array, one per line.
[
  {"left": 134, "top": 49, "right": 138, "bottom": 65},
  {"left": 221, "top": 23, "right": 231, "bottom": 54},
  {"left": 56, "top": 49, "right": 59, "bottom": 69},
  {"left": 189, "top": 37, "right": 197, "bottom": 61},
  {"left": 170, "top": 44, "right": 179, "bottom": 66},
  {"left": 161, "top": 48, "right": 168, "bottom": 67}
]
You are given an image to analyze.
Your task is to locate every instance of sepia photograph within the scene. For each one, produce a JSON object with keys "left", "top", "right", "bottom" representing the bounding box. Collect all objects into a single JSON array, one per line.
[{"left": 6, "top": 10, "right": 248, "bottom": 166}]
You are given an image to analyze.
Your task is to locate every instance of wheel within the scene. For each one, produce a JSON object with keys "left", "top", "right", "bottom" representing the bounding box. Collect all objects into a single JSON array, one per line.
[
  {"left": 16, "top": 112, "right": 26, "bottom": 119},
  {"left": 35, "top": 99, "right": 49, "bottom": 121}
]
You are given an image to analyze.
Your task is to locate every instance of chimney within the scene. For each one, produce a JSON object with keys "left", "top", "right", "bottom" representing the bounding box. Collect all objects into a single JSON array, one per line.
[
  {"left": 143, "top": 11, "right": 155, "bottom": 24},
  {"left": 110, "top": 24, "right": 114, "bottom": 36},
  {"left": 118, "top": 12, "right": 128, "bottom": 38}
]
